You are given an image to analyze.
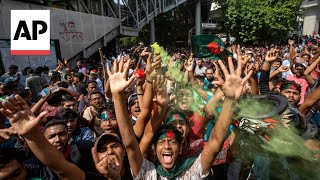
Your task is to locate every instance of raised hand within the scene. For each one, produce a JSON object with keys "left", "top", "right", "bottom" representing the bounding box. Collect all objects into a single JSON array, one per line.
[
  {"left": 107, "top": 58, "right": 135, "bottom": 94},
  {"left": 91, "top": 148, "right": 121, "bottom": 179},
  {"left": 0, "top": 95, "right": 47, "bottom": 139},
  {"left": 212, "top": 57, "right": 253, "bottom": 100},
  {"left": 278, "top": 65, "right": 289, "bottom": 72},
  {"left": 140, "top": 47, "right": 149, "bottom": 57},
  {"left": 145, "top": 54, "right": 161, "bottom": 79},
  {"left": 0, "top": 127, "right": 17, "bottom": 143},
  {"left": 212, "top": 61, "right": 224, "bottom": 84},
  {"left": 265, "top": 50, "right": 279, "bottom": 62},
  {"left": 288, "top": 39, "right": 294, "bottom": 45},
  {"left": 184, "top": 59, "right": 193, "bottom": 72},
  {"left": 153, "top": 75, "right": 168, "bottom": 107}
]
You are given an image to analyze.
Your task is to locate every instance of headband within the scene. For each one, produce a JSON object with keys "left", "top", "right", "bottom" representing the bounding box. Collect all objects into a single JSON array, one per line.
[
  {"left": 100, "top": 112, "right": 116, "bottom": 121},
  {"left": 157, "top": 129, "right": 182, "bottom": 143},
  {"left": 166, "top": 114, "right": 186, "bottom": 124},
  {"left": 280, "top": 83, "right": 301, "bottom": 93}
]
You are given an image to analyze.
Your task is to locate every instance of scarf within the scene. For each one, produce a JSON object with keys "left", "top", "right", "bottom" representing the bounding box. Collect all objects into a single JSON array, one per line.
[{"left": 155, "top": 155, "right": 198, "bottom": 179}]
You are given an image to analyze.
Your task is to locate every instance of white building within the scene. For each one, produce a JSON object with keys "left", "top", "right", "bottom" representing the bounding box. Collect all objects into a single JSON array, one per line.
[{"left": 301, "top": 0, "right": 320, "bottom": 35}]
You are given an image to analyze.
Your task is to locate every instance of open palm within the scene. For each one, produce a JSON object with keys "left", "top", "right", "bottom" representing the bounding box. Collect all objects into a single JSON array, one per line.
[
  {"left": 213, "top": 57, "right": 252, "bottom": 100},
  {"left": 265, "top": 50, "right": 278, "bottom": 62},
  {"left": 107, "top": 59, "right": 135, "bottom": 94},
  {"left": 0, "top": 95, "right": 47, "bottom": 138}
]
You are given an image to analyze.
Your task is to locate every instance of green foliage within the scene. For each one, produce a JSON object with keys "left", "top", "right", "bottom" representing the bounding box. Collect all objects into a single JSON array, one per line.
[
  {"left": 216, "top": 0, "right": 303, "bottom": 44},
  {"left": 119, "top": 37, "right": 141, "bottom": 48}
]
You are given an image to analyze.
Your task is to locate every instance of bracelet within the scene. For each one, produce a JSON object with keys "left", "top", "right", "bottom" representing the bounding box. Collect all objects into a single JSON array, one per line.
[{"left": 137, "top": 93, "right": 144, "bottom": 96}]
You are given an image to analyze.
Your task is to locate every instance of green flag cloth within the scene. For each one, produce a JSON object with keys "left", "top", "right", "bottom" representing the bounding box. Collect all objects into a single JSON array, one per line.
[{"left": 192, "top": 34, "right": 232, "bottom": 60}]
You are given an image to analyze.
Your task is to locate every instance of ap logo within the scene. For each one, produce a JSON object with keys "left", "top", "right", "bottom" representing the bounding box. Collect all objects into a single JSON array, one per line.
[{"left": 11, "top": 10, "right": 50, "bottom": 55}]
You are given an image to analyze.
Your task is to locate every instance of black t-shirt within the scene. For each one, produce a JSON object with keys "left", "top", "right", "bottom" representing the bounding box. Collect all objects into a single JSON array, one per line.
[{"left": 24, "top": 157, "right": 60, "bottom": 180}]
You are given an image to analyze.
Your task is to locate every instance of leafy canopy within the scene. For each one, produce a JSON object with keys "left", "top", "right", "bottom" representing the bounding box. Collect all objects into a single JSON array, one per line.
[{"left": 216, "top": 0, "right": 303, "bottom": 44}]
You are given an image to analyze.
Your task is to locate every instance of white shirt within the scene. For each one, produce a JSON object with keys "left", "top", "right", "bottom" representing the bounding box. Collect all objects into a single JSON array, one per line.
[{"left": 132, "top": 154, "right": 209, "bottom": 180}]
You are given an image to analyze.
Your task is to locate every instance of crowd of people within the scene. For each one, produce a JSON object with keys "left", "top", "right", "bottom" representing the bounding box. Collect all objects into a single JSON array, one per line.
[{"left": 0, "top": 36, "right": 320, "bottom": 180}]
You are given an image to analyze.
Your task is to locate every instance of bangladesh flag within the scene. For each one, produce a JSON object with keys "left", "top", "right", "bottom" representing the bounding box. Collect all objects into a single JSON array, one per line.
[{"left": 192, "top": 34, "right": 232, "bottom": 60}]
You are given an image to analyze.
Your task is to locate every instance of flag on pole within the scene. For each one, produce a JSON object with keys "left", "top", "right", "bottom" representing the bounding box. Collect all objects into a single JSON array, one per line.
[{"left": 192, "top": 34, "right": 232, "bottom": 60}]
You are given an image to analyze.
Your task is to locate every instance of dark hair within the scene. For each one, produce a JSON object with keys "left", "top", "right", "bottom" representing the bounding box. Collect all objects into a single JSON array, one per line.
[
  {"left": 42, "top": 66, "right": 49, "bottom": 72},
  {"left": 295, "top": 63, "right": 306, "bottom": 69},
  {"left": 152, "top": 125, "right": 182, "bottom": 146},
  {"left": 86, "top": 80, "right": 97, "bottom": 87},
  {"left": 74, "top": 72, "right": 84, "bottom": 81},
  {"left": 56, "top": 108, "right": 78, "bottom": 120},
  {"left": 57, "top": 81, "right": 69, "bottom": 88},
  {"left": 61, "top": 94, "right": 76, "bottom": 104},
  {"left": 22, "top": 67, "right": 32, "bottom": 75},
  {"left": 35, "top": 66, "right": 43, "bottom": 75},
  {"left": 98, "top": 103, "right": 116, "bottom": 116},
  {"left": 46, "top": 92, "right": 62, "bottom": 106},
  {"left": 205, "top": 68, "right": 214, "bottom": 73},
  {"left": 26, "top": 68, "right": 34, "bottom": 75},
  {"left": 89, "top": 90, "right": 102, "bottom": 98},
  {"left": 195, "top": 75, "right": 205, "bottom": 82},
  {"left": 274, "top": 58, "right": 282, "bottom": 63},
  {"left": 44, "top": 119, "right": 67, "bottom": 131},
  {"left": 15, "top": 88, "right": 31, "bottom": 98},
  {"left": 0, "top": 148, "right": 25, "bottom": 169},
  {"left": 0, "top": 83, "right": 15, "bottom": 96},
  {"left": 9, "top": 65, "right": 18, "bottom": 70}
]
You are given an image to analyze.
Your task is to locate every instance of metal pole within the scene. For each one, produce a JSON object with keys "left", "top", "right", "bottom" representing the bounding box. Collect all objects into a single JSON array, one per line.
[
  {"left": 77, "top": 0, "right": 81, "bottom": 11},
  {"left": 150, "top": 18, "right": 155, "bottom": 43},
  {"left": 100, "top": 0, "right": 104, "bottom": 16},
  {"left": 118, "top": 0, "right": 121, "bottom": 20},
  {"left": 195, "top": 0, "right": 201, "bottom": 35}
]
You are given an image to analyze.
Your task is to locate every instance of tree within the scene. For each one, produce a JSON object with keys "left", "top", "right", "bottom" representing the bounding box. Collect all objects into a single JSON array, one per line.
[
  {"left": 120, "top": 2, "right": 195, "bottom": 48},
  {"left": 216, "top": 0, "right": 303, "bottom": 44}
]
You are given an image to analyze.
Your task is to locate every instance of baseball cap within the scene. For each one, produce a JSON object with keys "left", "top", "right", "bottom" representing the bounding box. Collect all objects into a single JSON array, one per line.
[
  {"left": 127, "top": 93, "right": 138, "bottom": 107},
  {"left": 94, "top": 133, "right": 124, "bottom": 153},
  {"left": 295, "top": 63, "right": 306, "bottom": 68}
]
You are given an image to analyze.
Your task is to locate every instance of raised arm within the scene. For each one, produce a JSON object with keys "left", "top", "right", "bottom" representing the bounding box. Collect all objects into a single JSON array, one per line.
[
  {"left": 139, "top": 76, "right": 168, "bottom": 158},
  {"left": 1, "top": 95, "right": 85, "bottom": 180},
  {"left": 248, "top": 63, "right": 259, "bottom": 95},
  {"left": 304, "top": 57, "right": 320, "bottom": 87},
  {"left": 31, "top": 91, "right": 51, "bottom": 116},
  {"left": 201, "top": 58, "right": 253, "bottom": 174},
  {"left": 205, "top": 61, "right": 226, "bottom": 116},
  {"left": 259, "top": 50, "right": 278, "bottom": 94},
  {"left": 107, "top": 59, "right": 143, "bottom": 176},
  {"left": 299, "top": 85, "right": 320, "bottom": 115},
  {"left": 59, "top": 87, "right": 80, "bottom": 100},
  {"left": 133, "top": 53, "right": 155, "bottom": 139},
  {"left": 269, "top": 65, "right": 289, "bottom": 80}
]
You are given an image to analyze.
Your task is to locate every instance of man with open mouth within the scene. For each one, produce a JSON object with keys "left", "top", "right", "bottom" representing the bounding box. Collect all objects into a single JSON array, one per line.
[{"left": 108, "top": 57, "right": 252, "bottom": 179}]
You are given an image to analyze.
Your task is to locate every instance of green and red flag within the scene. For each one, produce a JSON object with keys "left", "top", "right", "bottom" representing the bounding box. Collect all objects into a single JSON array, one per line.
[{"left": 192, "top": 34, "right": 232, "bottom": 60}]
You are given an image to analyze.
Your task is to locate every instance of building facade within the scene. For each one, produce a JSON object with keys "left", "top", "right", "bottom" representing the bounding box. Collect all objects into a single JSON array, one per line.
[{"left": 301, "top": 0, "right": 320, "bottom": 35}]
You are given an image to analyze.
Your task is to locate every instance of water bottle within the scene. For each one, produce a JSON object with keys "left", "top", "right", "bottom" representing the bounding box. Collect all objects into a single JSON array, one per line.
[{"left": 38, "top": 88, "right": 49, "bottom": 97}]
